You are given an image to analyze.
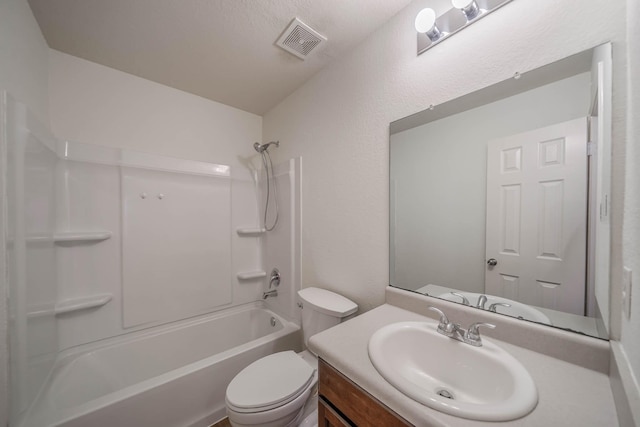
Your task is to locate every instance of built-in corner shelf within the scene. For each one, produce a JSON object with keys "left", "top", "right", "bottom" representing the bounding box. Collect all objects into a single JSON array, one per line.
[
  {"left": 24, "top": 231, "right": 112, "bottom": 243},
  {"left": 54, "top": 231, "right": 112, "bottom": 243},
  {"left": 237, "top": 271, "right": 267, "bottom": 281},
  {"left": 55, "top": 293, "right": 113, "bottom": 316},
  {"left": 236, "top": 227, "right": 266, "bottom": 237}
]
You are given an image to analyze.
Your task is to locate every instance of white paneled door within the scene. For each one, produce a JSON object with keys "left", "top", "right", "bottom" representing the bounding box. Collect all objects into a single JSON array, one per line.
[{"left": 485, "top": 118, "right": 588, "bottom": 315}]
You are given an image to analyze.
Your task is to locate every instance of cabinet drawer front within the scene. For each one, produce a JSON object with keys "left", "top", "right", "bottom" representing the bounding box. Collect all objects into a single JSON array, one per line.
[
  {"left": 318, "top": 359, "right": 410, "bottom": 427},
  {"left": 318, "top": 398, "right": 351, "bottom": 427}
]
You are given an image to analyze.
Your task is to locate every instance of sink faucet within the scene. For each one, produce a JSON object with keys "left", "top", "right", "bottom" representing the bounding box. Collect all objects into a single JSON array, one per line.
[
  {"left": 450, "top": 292, "right": 470, "bottom": 306},
  {"left": 488, "top": 302, "right": 511, "bottom": 313},
  {"left": 476, "top": 295, "right": 488, "bottom": 310},
  {"left": 465, "top": 321, "right": 497, "bottom": 346},
  {"left": 428, "top": 306, "right": 495, "bottom": 347}
]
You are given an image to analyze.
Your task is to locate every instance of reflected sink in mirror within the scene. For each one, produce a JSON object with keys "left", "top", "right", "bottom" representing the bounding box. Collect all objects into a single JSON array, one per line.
[
  {"left": 368, "top": 321, "right": 538, "bottom": 421},
  {"left": 416, "top": 285, "right": 552, "bottom": 325}
]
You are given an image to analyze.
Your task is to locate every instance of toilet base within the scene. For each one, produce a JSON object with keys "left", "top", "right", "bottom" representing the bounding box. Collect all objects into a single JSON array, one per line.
[
  {"left": 228, "top": 406, "right": 304, "bottom": 427},
  {"left": 298, "top": 409, "right": 318, "bottom": 427}
]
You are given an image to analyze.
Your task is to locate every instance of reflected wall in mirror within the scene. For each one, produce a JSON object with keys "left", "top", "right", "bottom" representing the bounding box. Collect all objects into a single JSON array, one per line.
[{"left": 389, "top": 44, "right": 611, "bottom": 339}]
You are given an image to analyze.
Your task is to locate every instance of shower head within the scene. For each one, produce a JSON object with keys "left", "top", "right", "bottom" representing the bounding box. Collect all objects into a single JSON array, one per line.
[{"left": 253, "top": 141, "right": 280, "bottom": 153}]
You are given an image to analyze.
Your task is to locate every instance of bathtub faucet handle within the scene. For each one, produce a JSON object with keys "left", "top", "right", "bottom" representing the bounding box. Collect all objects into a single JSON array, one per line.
[{"left": 269, "top": 268, "right": 281, "bottom": 289}]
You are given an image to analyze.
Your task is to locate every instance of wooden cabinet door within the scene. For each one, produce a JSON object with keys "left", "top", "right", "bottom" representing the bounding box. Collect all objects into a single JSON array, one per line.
[{"left": 318, "top": 359, "right": 410, "bottom": 427}]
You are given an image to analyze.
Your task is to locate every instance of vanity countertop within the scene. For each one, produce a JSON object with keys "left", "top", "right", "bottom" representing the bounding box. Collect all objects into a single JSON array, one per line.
[{"left": 308, "top": 303, "right": 618, "bottom": 427}]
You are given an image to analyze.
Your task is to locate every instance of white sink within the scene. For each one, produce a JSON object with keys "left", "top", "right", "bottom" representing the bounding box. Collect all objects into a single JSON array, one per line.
[
  {"left": 436, "top": 291, "right": 552, "bottom": 325},
  {"left": 368, "top": 321, "right": 538, "bottom": 421}
]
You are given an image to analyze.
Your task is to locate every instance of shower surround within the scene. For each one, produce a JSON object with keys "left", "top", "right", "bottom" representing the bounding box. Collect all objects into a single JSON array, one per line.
[{"left": 5, "top": 93, "right": 302, "bottom": 427}]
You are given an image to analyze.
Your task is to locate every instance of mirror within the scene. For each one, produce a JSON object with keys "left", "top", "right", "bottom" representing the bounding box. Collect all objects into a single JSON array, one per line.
[{"left": 389, "top": 44, "right": 611, "bottom": 339}]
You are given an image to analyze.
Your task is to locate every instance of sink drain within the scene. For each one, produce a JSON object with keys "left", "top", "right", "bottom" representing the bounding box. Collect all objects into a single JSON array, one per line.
[{"left": 436, "top": 388, "right": 455, "bottom": 400}]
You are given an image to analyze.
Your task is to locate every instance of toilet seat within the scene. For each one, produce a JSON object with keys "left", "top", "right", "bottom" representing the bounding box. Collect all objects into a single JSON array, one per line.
[{"left": 226, "top": 351, "right": 316, "bottom": 413}]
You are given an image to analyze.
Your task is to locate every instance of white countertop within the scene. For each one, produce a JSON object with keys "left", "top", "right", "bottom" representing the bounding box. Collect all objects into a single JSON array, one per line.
[{"left": 309, "top": 303, "right": 618, "bottom": 427}]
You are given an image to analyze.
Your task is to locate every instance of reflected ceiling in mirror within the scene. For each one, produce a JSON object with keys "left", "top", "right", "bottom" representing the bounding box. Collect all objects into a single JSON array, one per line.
[{"left": 389, "top": 45, "right": 611, "bottom": 339}]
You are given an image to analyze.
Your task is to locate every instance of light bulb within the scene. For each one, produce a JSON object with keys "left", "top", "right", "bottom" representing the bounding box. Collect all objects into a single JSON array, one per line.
[
  {"left": 415, "top": 8, "right": 442, "bottom": 42},
  {"left": 452, "top": 0, "right": 480, "bottom": 20},
  {"left": 415, "top": 8, "right": 436, "bottom": 33}
]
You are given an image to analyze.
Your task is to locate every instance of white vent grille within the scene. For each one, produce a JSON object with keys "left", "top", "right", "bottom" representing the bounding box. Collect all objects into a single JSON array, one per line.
[{"left": 276, "top": 18, "right": 326, "bottom": 60}]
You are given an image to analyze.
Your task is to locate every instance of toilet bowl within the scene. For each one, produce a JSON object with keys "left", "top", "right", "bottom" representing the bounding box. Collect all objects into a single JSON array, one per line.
[{"left": 225, "top": 287, "right": 357, "bottom": 427}]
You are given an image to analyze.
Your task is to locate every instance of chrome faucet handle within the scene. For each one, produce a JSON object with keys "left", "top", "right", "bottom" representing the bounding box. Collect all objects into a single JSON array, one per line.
[
  {"left": 488, "top": 302, "right": 511, "bottom": 313},
  {"left": 268, "top": 268, "right": 281, "bottom": 289},
  {"left": 428, "top": 306, "right": 455, "bottom": 334},
  {"left": 476, "top": 295, "right": 488, "bottom": 309},
  {"left": 450, "top": 292, "right": 470, "bottom": 306},
  {"left": 465, "top": 322, "right": 496, "bottom": 346}
]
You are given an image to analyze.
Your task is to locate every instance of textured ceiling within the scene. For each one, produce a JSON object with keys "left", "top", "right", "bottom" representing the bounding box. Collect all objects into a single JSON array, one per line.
[{"left": 28, "top": 0, "right": 415, "bottom": 115}]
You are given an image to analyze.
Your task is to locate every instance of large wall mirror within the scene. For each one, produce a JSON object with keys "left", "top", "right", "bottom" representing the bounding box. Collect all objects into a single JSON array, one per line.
[{"left": 390, "top": 44, "right": 612, "bottom": 339}]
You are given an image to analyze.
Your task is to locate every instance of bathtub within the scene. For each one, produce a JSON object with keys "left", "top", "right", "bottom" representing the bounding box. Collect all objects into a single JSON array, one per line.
[{"left": 19, "top": 302, "right": 301, "bottom": 427}]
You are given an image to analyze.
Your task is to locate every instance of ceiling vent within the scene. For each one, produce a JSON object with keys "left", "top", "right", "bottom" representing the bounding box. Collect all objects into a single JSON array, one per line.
[{"left": 275, "top": 18, "right": 327, "bottom": 60}]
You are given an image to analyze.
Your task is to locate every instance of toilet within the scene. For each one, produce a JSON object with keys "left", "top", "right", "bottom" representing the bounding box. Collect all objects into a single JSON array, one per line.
[{"left": 225, "top": 287, "right": 358, "bottom": 427}]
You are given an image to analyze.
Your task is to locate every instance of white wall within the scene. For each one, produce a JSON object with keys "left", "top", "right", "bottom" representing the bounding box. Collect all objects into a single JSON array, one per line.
[
  {"left": 49, "top": 50, "right": 261, "bottom": 173},
  {"left": 391, "top": 73, "right": 590, "bottom": 293},
  {"left": 621, "top": 0, "right": 640, "bottom": 405},
  {"left": 48, "top": 50, "right": 266, "bottom": 349},
  {"left": 263, "top": 0, "right": 626, "bottom": 314},
  {"left": 0, "top": 0, "right": 50, "bottom": 423}
]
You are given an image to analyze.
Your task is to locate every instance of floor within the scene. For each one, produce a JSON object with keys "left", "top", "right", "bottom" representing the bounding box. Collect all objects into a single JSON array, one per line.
[{"left": 211, "top": 418, "right": 231, "bottom": 427}]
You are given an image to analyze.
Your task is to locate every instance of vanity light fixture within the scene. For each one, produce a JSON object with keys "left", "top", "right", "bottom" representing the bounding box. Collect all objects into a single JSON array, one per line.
[{"left": 416, "top": 0, "right": 514, "bottom": 55}]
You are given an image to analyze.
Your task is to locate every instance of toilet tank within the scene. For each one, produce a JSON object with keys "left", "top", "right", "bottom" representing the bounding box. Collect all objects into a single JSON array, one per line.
[{"left": 298, "top": 287, "right": 358, "bottom": 348}]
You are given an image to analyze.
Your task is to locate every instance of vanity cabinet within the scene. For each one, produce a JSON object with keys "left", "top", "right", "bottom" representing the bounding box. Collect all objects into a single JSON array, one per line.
[{"left": 318, "top": 359, "right": 410, "bottom": 427}]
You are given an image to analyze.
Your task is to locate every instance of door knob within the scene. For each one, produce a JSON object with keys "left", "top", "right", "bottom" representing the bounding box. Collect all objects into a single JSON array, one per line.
[{"left": 487, "top": 258, "right": 498, "bottom": 266}]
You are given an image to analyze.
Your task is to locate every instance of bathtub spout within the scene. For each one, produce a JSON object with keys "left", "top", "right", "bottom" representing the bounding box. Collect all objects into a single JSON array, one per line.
[{"left": 262, "top": 289, "right": 278, "bottom": 299}]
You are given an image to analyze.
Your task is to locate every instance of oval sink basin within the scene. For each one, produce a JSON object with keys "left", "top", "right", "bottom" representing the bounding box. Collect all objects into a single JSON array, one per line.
[
  {"left": 368, "top": 321, "right": 537, "bottom": 421},
  {"left": 437, "top": 291, "right": 552, "bottom": 325}
]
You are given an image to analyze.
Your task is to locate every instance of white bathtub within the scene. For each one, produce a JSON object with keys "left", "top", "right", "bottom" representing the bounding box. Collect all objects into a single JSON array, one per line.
[{"left": 19, "top": 302, "right": 301, "bottom": 427}]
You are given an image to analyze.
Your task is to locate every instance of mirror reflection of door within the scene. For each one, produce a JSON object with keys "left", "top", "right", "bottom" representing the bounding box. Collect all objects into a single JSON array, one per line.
[
  {"left": 485, "top": 118, "right": 588, "bottom": 315},
  {"left": 389, "top": 44, "right": 612, "bottom": 338}
]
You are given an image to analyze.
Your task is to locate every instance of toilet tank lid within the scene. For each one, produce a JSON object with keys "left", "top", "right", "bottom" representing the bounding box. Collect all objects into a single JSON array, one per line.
[{"left": 298, "top": 287, "right": 358, "bottom": 317}]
